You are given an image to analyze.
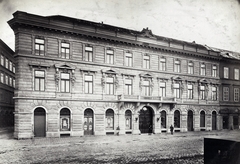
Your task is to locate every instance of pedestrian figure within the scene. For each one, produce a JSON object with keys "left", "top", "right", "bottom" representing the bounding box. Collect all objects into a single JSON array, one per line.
[{"left": 170, "top": 125, "right": 174, "bottom": 135}]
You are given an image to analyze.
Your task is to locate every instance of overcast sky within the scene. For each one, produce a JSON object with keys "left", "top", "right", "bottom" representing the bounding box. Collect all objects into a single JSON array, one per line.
[{"left": 0, "top": 0, "right": 240, "bottom": 53}]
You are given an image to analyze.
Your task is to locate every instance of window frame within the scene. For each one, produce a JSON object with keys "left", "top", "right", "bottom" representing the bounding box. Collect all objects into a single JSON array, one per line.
[
  {"left": 106, "top": 49, "right": 114, "bottom": 64},
  {"left": 173, "top": 83, "right": 180, "bottom": 98},
  {"left": 143, "top": 54, "right": 150, "bottom": 69},
  {"left": 188, "top": 61, "right": 194, "bottom": 74},
  {"left": 61, "top": 42, "right": 70, "bottom": 59},
  {"left": 234, "top": 68, "right": 239, "bottom": 80},
  {"left": 187, "top": 84, "right": 193, "bottom": 99},
  {"left": 234, "top": 88, "right": 239, "bottom": 102},
  {"left": 84, "top": 74, "right": 93, "bottom": 94},
  {"left": 106, "top": 76, "right": 114, "bottom": 95},
  {"left": 125, "top": 78, "right": 133, "bottom": 95},
  {"left": 143, "top": 79, "right": 151, "bottom": 96},
  {"left": 85, "top": 46, "right": 93, "bottom": 62},
  {"left": 60, "top": 72, "right": 70, "bottom": 93},
  {"left": 35, "top": 38, "right": 45, "bottom": 56},
  {"left": 159, "top": 81, "right": 166, "bottom": 97},
  {"left": 174, "top": 59, "right": 181, "bottom": 73},
  {"left": 200, "top": 85, "right": 205, "bottom": 100},
  {"left": 34, "top": 70, "right": 45, "bottom": 91},
  {"left": 212, "top": 65, "right": 217, "bottom": 77},
  {"left": 223, "top": 67, "right": 229, "bottom": 79},
  {"left": 0, "top": 55, "right": 4, "bottom": 66},
  {"left": 212, "top": 86, "right": 217, "bottom": 101},
  {"left": 200, "top": 63, "right": 206, "bottom": 76},
  {"left": 223, "top": 87, "right": 229, "bottom": 101},
  {"left": 159, "top": 57, "right": 166, "bottom": 71}
]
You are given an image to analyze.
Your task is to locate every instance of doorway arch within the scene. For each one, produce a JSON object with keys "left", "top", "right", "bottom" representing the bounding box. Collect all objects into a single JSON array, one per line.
[
  {"left": 139, "top": 106, "right": 153, "bottom": 134},
  {"left": 212, "top": 111, "right": 217, "bottom": 130},
  {"left": 34, "top": 107, "right": 46, "bottom": 137},
  {"left": 187, "top": 110, "right": 194, "bottom": 131},
  {"left": 84, "top": 108, "right": 94, "bottom": 135}
]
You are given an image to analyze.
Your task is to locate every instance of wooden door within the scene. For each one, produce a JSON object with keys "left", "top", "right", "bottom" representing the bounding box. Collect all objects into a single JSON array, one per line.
[
  {"left": 187, "top": 111, "right": 193, "bottom": 131},
  {"left": 139, "top": 107, "right": 153, "bottom": 134},
  {"left": 34, "top": 108, "right": 46, "bottom": 137},
  {"left": 212, "top": 112, "right": 217, "bottom": 130},
  {"left": 84, "top": 109, "right": 93, "bottom": 135}
]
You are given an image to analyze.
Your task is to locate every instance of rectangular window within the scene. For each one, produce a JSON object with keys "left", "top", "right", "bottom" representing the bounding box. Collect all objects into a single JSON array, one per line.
[
  {"left": 0, "top": 55, "right": 4, "bottom": 66},
  {"left": 34, "top": 70, "right": 45, "bottom": 91},
  {"left": 0, "top": 73, "right": 4, "bottom": 83},
  {"left": 85, "top": 46, "right": 93, "bottom": 62},
  {"left": 159, "top": 82, "right": 166, "bottom": 97},
  {"left": 5, "top": 75, "right": 8, "bottom": 85},
  {"left": 13, "top": 64, "right": 15, "bottom": 73},
  {"left": 5, "top": 58, "right": 8, "bottom": 69},
  {"left": 125, "top": 78, "right": 132, "bottom": 95},
  {"left": 234, "top": 88, "right": 239, "bottom": 102},
  {"left": 125, "top": 52, "right": 133, "bottom": 67},
  {"left": 200, "top": 64, "right": 206, "bottom": 76},
  {"left": 223, "top": 87, "right": 229, "bottom": 101},
  {"left": 212, "top": 65, "right": 217, "bottom": 77},
  {"left": 106, "top": 77, "right": 114, "bottom": 95},
  {"left": 173, "top": 83, "right": 180, "bottom": 98},
  {"left": 106, "top": 49, "right": 114, "bottom": 64},
  {"left": 143, "top": 80, "right": 150, "bottom": 96},
  {"left": 84, "top": 75, "right": 93, "bottom": 94},
  {"left": 9, "top": 77, "right": 12, "bottom": 86},
  {"left": 143, "top": 55, "right": 150, "bottom": 69},
  {"left": 35, "top": 38, "right": 45, "bottom": 56},
  {"left": 212, "top": 86, "right": 217, "bottom": 101},
  {"left": 9, "top": 61, "right": 12, "bottom": 72},
  {"left": 13, "top": 79, "right": 15, "bottom": 88},
  {"left": 174, "top": 60, "right": 180, "bottom": 73},
  {"left": 234, "top": 68, "right": 239, "bottom": 80},
  {"left": 188, "top": 84, "right": 193, "bottom": 99},
  {"left": 159, "top": 58, "right": 166, "bottom": 71},
  {"left": 224, "top": 67, "right": 229, "bottom": 79},
  {"left": 200, "top": 85, "right": 205, "bottom": 100},
  {"left": 61, "top": 73, "right": 70, "bottom": 92},
  {"left": 61, "top": 42, "right": 70, "bottom": 59},
  {"left": 188, "top": 62, "right": 194, "bottom": 74}
]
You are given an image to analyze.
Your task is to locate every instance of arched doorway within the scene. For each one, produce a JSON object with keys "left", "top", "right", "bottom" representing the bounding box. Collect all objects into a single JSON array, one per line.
[
  {"left": 187, "top": 110, "right": 194, "bottom": 131},
  {"left": 212, "top": 111, "right": 217, "bottom": 130},
  {"left": 105, "top": 109, "right": 114, "bottom": 130},
  {"left": 34, "top": 107, "right": 46, "bottom": 137},
  {"left": 161, "top": 110, "right": 166, "bottom": 129},
  {"left": 125, "top": 110, "right": 132, "bottom": 130},
  {"left": 174, "top": 110, "right": 180, "bottom": 129},
  {"left": 84, "top": 108, "right": 94, "bottom": 135},
  {"left": 60, "top": 108, "right": 71, "bottom": 131},
  {"left": 139, "top": 106, "right": 153, "bottom": 134}
]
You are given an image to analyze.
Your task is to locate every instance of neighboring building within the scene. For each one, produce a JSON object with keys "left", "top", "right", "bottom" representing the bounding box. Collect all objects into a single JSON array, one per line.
[
  {"left": 8, "top": 11, "right": 240, "bottom": 139},
  {"left": 0, "top": 39, "right": 15, "bottom": 127}
]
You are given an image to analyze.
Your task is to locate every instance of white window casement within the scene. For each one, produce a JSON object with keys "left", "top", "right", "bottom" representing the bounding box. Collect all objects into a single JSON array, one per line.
[
  {"left": 159, "top": 82, "right": 166, "bottom": 97},
  {"left": 188, "top": 61, "right": 194, "bottom": 74},
  {"left": 143, "top": 54, "right": 150, "bottom": 69},
  {"left": 143, "top": 80, "right": 151, "bottom": 96},
  {"left": 9, "top": 61, "right": 12, "bottom": 72},
  {"left": 125, "top": 52, "right": 133, "bottom": 67},
  {"left": 85, "top": 46, "right": 93, "bottom": 62},
  {"left": 9, "top": 77, "right": 12, "bottom": 87},
  {"left": 34, "top": 70, "right": 45, "bottom": 91},
  {"left": 13, "top": 79, "right": 15, "bottom": 88},
  {"left": 187, "top": 84, "right": 193, "bottom": 99},
  {"left": 159, "top": 57, "right": 166, "bottom": 71},
  {"left": 125, "top": 78, "right": 133, "bottom": 95},
  {"left": 212, "top": 86, "right": 217, "bottom": 101},
  {"left": 61, "top": 42, "right": 70, "bottom": 59},
  {"left": 35, "top": 38, "right": 45, "bottom": 56},
  {"left": 5, "top": 75, "right": 8, "bottom": 85},
  {"left": 13, "top": 64, "right": 15, "bottom": 73},
  {"left": 84, "top": 75, "right": 93, "bottom": 94},
  {"left": 173, "top": 83, "right": 180, "bottom": 98},
  {"left": 60, "top": 73, "right": 70, "bottom": 93},
  {"left": 200, "top": 85, "right": 205, "bottom": 100},
  {"left": 234, "top": 88, "right": 239, "bottom": 102},
  {"left": 0, "top": 73, "right": 4, "bottom": 83},
  {"left": 174, "top": 60, "right": 181, "bottom": 73},
  {"left": 234, "top": 68, "right": 239, "bottom": 80},
  {"left": 212, "top": 65, "right": 217, "bottom": 77},
  {"left": 200, "top": 63, "right": 206, "bottom": 76},
  {"left": 0, "top": 55, "right": 4, "bottom": 66},
  {"left": 106, "top": 77, "right": 114, "bottom": 95},
  {"left": 106, "top": 49, "right": 114, "bottom": 64},
  {"left": 223, "top": 87, "right": 229, "bottom": 101},
  {"left": 5, "top": 58, "right": 8, "bottom": 69},
  {"left": 223, "top": 67, "right": 229, "bottom": 79}
]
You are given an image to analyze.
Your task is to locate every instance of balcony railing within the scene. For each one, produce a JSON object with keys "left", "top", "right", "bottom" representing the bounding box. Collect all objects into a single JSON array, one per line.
[{"left": 118, "top": 95, "right": 176, "bottom": 102}]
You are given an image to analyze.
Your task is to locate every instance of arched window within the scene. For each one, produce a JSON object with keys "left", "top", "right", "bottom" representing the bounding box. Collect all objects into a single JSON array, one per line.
[
  {"left": 161, "top": 111, "right": 166, "bottom": 129},
  {"left": 125, "top": 110, "right": 132, "bottom": 130},
  {"left": 200, "top": 111, "right": 205, "bottom": 128},
  {"left": 60, "top": 108, "right": 71, "bottom": 131},
  {"left": 105, "top": 109, "right": 114, "bottom": 130},
  {"left": 174, "top": 110, "right": 180, "bottom": 128}
]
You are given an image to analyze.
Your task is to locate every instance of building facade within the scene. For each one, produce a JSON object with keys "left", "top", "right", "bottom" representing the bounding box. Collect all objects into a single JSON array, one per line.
[
  {"left": 0, "top": 39, "right": 15, "bottom": 127},
  {"left": 8, "top": 11, "right": 240, "bottom": 139}
]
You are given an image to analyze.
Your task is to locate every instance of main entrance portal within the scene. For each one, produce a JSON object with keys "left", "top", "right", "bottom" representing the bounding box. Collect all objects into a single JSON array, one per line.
[
  {"left": 84, "top": 108, "right": 94, "bottom": 135},
  {"left": 139, "top": 106, "right": 153, "bottom": 134}
]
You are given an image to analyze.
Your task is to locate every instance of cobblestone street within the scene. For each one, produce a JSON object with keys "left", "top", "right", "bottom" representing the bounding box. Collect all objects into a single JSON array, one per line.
[{"left": 0, "top": 129, "right": 240, "bottom": 163}]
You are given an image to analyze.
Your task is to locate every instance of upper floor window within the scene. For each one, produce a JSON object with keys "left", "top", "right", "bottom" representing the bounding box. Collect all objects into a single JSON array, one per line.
[
  {"left": 212, "top": 86, "right": 217, "bottom": 101},
  {"left": 125, "top": 52, "right": 133, "bottom": 67},
  {"left": 5, "top": 75, "right": 8, "bottom": 85},
  {"left": 200, "top": 85, "right": 205, "bottom": 100},
  {"left": 234, "top": 88, "right": 239, "bottom": 102},
  {"left": 188, "top": 62, "right": 194, "bottom": 74},
  {"left": 0, "top": 55, "right": 4, "bottom": 66},
  {"left": 143, "top": 54, "right": 150, "bottom": 69},
  {"left": 34, "top": 70, "right": 45, "bottom": 91},
  {"left": 35, "top": 38, "right": 45, "bottom": 56},
  {"left": 0, "top": 73, "right": 3, "bottom": 83},
  {"left": 106, "top": 77, "right": 114, "bottom": 95},
  {"left": 159, "top": 82, "right": 166, "bottom": 97},
  {"left": 84, "top": 75, "right": 93, "bottom": 94},
  {"left": 159, "top": 57, "right": 166, "bottom": 71},
  {"left": 212, "top": 65, "right": 217, "bottom": 77},
  {"left": 223, "top": 67, "right": 229, "bottom": 79},
  {"left": 234, "top": 68, "right": 239, "bottom": 80},
  {"left": 187, "top": 84, "right": 193, "bottom": 99},
  {"left": 13, "top": 64, "right": 15, "bottom": 73},
  {"left": 200, "top": 63, "right": 206, "bottom": 76},
  {"left": 85, "top": 46, "right": 93, "bottom": 62},
  {"left": 106, "top": 49, "right": 114, "bottom": 64},
  {"left": 174, "top": 60, "right": 180, "bottom": 73},
  {"left": 60, "top": 73, "right": 70, "bottom": 92},
  {"left": 223, "top": 87, "right": 229, "bottom": 101},
  {"left": 9, "top": 61, "right": 12, "bottom": 72},
  {"left": 143, "top": 80, "right": 151, "bottom": 96},
  {"left": 61, "top": 42, "right": 70, "bottom": 59},
  {"left": 173, "top": 83, "right": 180, "bottom": 98},
  {"left": 9, "top": 77, "right": 12, "bottom": 87},
  {"left": 125, "top": 78, "right": 132, "bottom": 95},
  {"left": 5, "top": 58, "right": 8, "bottom": 69},
  {"left": 13, "top": 79, "right": 15, "bottom": 88}
]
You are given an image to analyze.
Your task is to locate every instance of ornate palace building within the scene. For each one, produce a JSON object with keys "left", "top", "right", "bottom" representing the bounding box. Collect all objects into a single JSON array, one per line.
[
  {"left": 0, "top": 39, "right": 15, "bottom": 127},
  {"left": 8, "top": 11, "right": 240, "bottom": 139}
]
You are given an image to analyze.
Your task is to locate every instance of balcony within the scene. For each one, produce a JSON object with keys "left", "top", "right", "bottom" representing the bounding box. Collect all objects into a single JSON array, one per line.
[{"left": 118, "top": 94, "right": 176, "bottom": 103}]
